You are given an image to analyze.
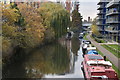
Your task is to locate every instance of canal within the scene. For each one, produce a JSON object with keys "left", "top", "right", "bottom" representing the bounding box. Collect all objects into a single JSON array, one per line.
[{"left": 3, "top": 35, "right": 84, "bottom": 79}]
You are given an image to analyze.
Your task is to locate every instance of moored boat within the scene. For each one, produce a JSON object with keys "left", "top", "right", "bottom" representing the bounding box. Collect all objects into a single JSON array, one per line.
[
  {"left": 81, "top": 54, "right": 118, "bottom": 80},
  {"left": 82, "top": 44, "right": 96, "bottom": 57},
  {"left": 82, "top": 40, "right": 92, "bottom": 55}
]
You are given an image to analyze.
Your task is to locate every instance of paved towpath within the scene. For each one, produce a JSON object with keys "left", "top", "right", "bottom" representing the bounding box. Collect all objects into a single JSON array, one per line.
[{"left": 86, "top": 33, "right": 120, "bottom": 71}]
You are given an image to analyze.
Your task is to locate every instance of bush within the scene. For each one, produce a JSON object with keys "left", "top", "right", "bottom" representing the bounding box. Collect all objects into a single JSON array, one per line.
[{"left": 94, "top": 37, "right": 105, "bottom": 43}]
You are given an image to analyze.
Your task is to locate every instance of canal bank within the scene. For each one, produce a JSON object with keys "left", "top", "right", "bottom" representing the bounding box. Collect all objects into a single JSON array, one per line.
[{"left": 85, "top": 33, "right": 120, "bottom": 78}]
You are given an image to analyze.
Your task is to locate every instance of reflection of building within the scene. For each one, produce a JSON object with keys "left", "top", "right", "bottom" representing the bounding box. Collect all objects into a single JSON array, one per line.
[
  {"left": 66, "top": 40, "right": 74, "bottom": 73},
  {"left": 97, "top": 0, "right": 120, "bottom": 42}
]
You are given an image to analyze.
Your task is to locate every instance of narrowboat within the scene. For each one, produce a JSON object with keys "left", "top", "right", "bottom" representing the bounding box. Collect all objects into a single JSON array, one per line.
[
  {"left": 81, "top": 54, "right": 118, "bottom": 80},
  {"left": 82, "top": 45, "right": 96, "bottom": 56},
  {"left": 82, "top": 41, "right": 92, "bottom": 55}
]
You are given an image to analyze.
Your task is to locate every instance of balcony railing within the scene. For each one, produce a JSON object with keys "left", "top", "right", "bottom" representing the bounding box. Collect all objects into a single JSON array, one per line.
[
  {"left": 106, "top": 18, "right": 120, "bottom": 23},
  {"left": 107, "top": 0, "right": 119, "bottom": 8},
  {"left": 105, "top": 29, "right": 119, "bottom": 33},
  {"left": 97, "top": 16, "right": 105, "bottom": 20},
  {"left": 97, "top": 11, "right": 106, "bottom": 15},
  {"left": 97, "top": 5, "right": 105, "bottom": 9},
  {"left": 106, "top": 9, "right": 119, "bottom": 15},
  {"left": 97, "top": 21, "right": 106, "bottom": 25},
  {"left": 98, "top": 27, "right": 104, "bottom": 31},
  {"left": 97, "top": 22, "right": 103, "bottom": 25}
]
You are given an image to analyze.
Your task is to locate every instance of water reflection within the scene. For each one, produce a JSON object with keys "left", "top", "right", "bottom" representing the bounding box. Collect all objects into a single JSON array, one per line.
[
  {"left": 25, "top": 42, "right": 70, "bottom": 78},
  {"left": 3, "top": 36, "right": 84, "bottom": 78},
  {"left": 45, "top": 36, "right": 84, "bottom": 78}
]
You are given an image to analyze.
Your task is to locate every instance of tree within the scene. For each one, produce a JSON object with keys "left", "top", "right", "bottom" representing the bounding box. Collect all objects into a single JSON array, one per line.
[
  {"left": 91, "top": 25, "right": 100, "bottom": 36},
  {"left": 37, "top": 2, "right": 70, "bottom": 38},
  {"left": 72, "top": 10, "right": 82, "bottom": 32},
  {"left": 17, "top": 3, "right": 46, "bottom": 48},
  {"left": 91, "top": 17, "right": 100, "bottom": 36},
  {"left": 2, "top": 4, "right": 20, "bottom": 25}
]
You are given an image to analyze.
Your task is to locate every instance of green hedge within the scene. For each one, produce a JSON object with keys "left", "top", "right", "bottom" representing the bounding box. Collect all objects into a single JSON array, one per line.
[
  {"left": 102, "top": 45, "right": 120, "bottom": 58},
  {"left": 93, "top": 36, "right": 105, "bottom": 43}
]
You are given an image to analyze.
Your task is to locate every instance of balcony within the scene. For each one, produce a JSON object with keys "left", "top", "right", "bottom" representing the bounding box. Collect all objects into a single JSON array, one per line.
[
  {"left": 106, "top": 0, "right": 120, "bottom": 8},
  {"left": 97, "top": 21, "right": 107, "bottom": 26},
  {"left": 97, "top": 16, "right": 105, "bottom": 20},
  {"left": 106, "top": 18, "right": 120, "bottom": 24},
  {"left": 97, "top": 6, "right": 105, "bottom": 10},
  {"left": 97, "top": 5, "right": 105, "bottom": 10},
  {"left": 106, "top": 9, "right": 119, "bottom": 16},
  {"left": 105, "top": 26, "right": 119, "bottom": 33},
  {"left": 97, "top": 12, "right": 106, "bottom": 15},
  {"left": 105, "top": 29, "right": 119, "bottom": 33},
  {"left": 98, "top": 27, "right": 104, "bottom": 31},
  {"left": 97, "top": 0, "right": 111, "bottom": 5}
]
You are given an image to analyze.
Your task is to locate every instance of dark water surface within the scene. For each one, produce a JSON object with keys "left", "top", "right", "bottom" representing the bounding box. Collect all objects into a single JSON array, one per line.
[{"left": 3, "top": 36, "right": 84, "bottom": 78}]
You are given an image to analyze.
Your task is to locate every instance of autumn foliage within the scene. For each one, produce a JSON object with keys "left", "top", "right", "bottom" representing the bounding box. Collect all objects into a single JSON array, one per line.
[{"left": 2, "top": 2, "right": 70, "bottom": 60}]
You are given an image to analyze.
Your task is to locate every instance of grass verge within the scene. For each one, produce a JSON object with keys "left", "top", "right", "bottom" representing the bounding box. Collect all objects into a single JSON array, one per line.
[
  {"left": 85, "top": 34, "right": 120, "bottom": 78},
  {"left": 97, "top": 49, "right": 120, "bottom": 78},
  {"left": 108, "top": 44, "right": 120, "bottom": 50},
  {"left": 102, "top": 45, "right": 120, "bottom": 58},
  {"left": 83, "top": 33, "right": 88, "bottom": 40}
]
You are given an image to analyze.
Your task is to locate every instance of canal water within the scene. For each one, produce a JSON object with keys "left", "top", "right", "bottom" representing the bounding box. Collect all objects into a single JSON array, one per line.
[{"left": 3, "top": 35, "right": 84, "bottom": 79}]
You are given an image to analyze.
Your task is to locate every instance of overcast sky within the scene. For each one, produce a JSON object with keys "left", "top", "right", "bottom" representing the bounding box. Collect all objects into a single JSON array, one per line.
[
  {"left": 48, "top": 0, "right": 99, "bottom": 20},
  {"left": 79, "top": 1, "right": 98, "bottom": 21}
]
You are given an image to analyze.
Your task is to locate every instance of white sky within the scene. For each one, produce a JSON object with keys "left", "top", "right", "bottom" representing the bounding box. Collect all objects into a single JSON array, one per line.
[
  {"left": 48, "top": 0, "right": 100, "bottom": 20},
  {"left": 79, "top": 1, "right": 99, "bottom": 21}
]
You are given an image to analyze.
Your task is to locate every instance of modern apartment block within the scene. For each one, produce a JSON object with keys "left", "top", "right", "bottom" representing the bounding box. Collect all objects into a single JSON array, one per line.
[
  {"left": 1, "top": 0, "right": 44, "bottom": 8},
  {"left": 97, "top": 0, "right": 120, "bottom": 42},
  {"left": 97, "top": 0, "right": 110, "bottom": 34},
  {"left": 106, "top": 0, "right": 120, "bottom": 42}
]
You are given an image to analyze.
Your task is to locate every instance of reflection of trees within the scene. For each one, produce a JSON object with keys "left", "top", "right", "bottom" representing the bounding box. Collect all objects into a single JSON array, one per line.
[
  {"left": 71, "top": 35, "right": 80, "bottom": 56},
  {"left": 66, "top": 34, "right": 80, "bottom": 74},
  {"left": 24, "top": 42, "right": 69, "bottom": 78}
]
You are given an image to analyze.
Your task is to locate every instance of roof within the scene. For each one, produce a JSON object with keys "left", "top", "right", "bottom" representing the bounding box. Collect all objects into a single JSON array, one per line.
[
  {"left": 83, "top": 44, "right": 88, "bottom": 48},
  {"left": 88, "top": 55, "right": 103, "bottom": 60},
  {"left": 106, "top": 0, "right": 120, "bottom": 8},
  {"left": 87, "top": 50, "right": 98, "bottom": 55},
  {"left": 87, "top": 60, "right": 112, "bottom": 66},
  {"left": 82, "top": 23, "right": 92, "bottom": 27},
  {"left": 87, "top": 47, "right": 96, "bottom": 51},
  {"left": 89, "top": 66, "right": 105, "bottom": 72},
  {"left": 91, "top": 75, "right": 108, "bottom": 78}
]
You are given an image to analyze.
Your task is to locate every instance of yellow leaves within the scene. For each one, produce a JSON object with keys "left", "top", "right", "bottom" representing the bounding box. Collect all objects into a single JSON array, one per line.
[
  {"left": 91, "top": 25, "right": 100, "bottom": 36},
  {"left": 2, "top": 24, "right": 18, "bottom": 38},
  {"left": 2, "top": 5, "right": 20, "bottom": 25},
  {"left": 16, "top": 3, "right": 46, "bottom": 46},
  {"left": 26, "top": 28, "right": 31, "bottom": 32}
]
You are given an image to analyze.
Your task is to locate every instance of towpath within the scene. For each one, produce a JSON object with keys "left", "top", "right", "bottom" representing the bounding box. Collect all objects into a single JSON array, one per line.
[{"left": 86, "top": 33, "right": 120, "bottom": 70}]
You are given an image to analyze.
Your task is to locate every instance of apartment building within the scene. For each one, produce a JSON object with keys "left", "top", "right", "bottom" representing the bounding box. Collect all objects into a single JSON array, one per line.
[
  {"left": 97, "top": 0, "right": 120, "bottom": 42},
  {"left": 1, "top": 0, "right": 43, "bottom": 8},
  {"left": 97, "top": 0, "right": 110, "bottom": 34},
  {"left": 106, "top": 0, "right": 120, "bottom": 42}
]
